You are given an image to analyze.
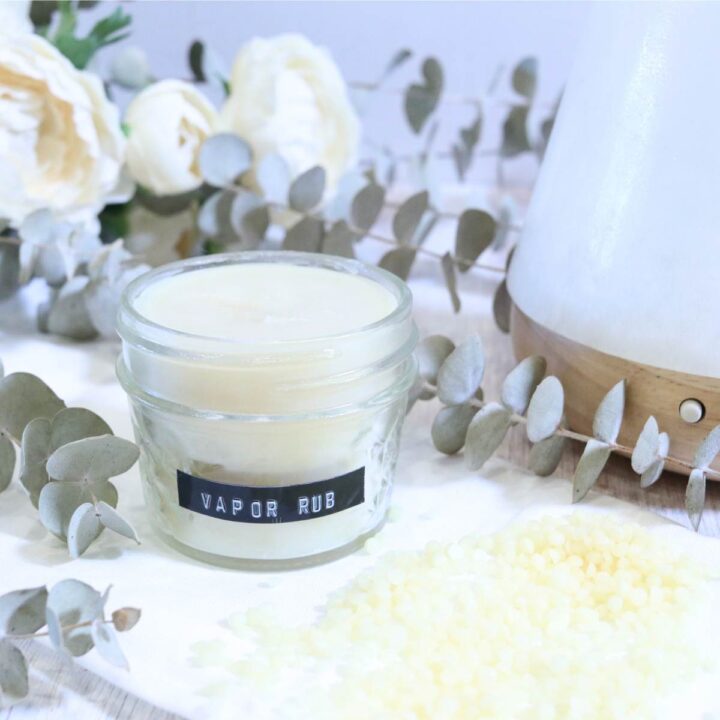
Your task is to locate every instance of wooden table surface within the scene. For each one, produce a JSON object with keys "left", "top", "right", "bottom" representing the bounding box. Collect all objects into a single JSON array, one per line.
[{"left": 4, "top": 266, "right": 719, "bottom": 720}]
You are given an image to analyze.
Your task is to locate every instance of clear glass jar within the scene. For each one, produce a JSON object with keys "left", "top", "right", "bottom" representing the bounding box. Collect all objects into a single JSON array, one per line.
[{"left": 116, "top": 251, "right": 417, "bottom": 569}]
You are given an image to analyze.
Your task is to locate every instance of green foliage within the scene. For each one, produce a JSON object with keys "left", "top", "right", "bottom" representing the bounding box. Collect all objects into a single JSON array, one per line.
[{"left": 51, "top": 2, "right": 132, "bottom": 70}]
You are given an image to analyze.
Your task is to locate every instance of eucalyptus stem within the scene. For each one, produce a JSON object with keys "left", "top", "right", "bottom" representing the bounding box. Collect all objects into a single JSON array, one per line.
[
  {"left": 350, "top": 82, "right": 554, "bottom": 109},
  {"left": 366, "top": 232, "right": 506, "bottom": 275},
  {"left": 359, "top": 147, "right": 502, "bottom": 167},
  {"left": 9, "top": 618, "right": 112, "bottom": 641},
  {"left": 426, "top": 381, "right": 720, "bottom": 482},
  {"left": 236, "top": 188, "right": 509, "bottom": 276},
  {"left": 382, "top": 199, "right": 524, "bottom": 231}
]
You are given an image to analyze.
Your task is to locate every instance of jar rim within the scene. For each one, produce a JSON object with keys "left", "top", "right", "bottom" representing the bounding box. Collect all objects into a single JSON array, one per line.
[{"left": 117, "top": 250, "right": 413, "bottom": 359}]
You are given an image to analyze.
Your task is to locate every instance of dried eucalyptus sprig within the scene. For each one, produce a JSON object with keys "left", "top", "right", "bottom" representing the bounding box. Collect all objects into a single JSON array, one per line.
[
  {"left": 0, "top": 359, "right": 140, "bottom": 557},
  {"left": 0, "top": 212, "right": 150, "bottom": 341},
  {"left": 0, "top": 579, "right": 140, "bottom": 704},
  {"left": 194, "top": 133, "right": 514, "bottom": 319},
  {"left": 414, "top": 334, "right": 720, "bottom": 530}
]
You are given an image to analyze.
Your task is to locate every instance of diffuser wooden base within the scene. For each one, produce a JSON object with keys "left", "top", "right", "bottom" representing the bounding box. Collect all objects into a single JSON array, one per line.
[{"left": 511, "top": 305, "right": 720, "bottom": 476}]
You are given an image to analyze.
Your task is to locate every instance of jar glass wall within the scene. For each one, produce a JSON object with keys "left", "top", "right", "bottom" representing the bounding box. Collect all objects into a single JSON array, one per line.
[{"left": 117, "top": 252, "right": 417, "bottom": 569}]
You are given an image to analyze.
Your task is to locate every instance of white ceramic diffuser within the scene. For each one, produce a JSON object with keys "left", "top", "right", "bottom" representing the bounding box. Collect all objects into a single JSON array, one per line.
[{"left": 508, "top": 2, "right": 720, "bottom": 472}]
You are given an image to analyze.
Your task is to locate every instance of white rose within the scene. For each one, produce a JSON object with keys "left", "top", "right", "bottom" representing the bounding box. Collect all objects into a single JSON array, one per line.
[
  {"left": 0, "top": 34, "right": 125, "bottom": 226},
  {"left": 125, "top": 80, "right": 218, "bottom": 196},
  {"left": 0, "top": 0, "right": 32, "bottom": 36},
  {"left": 219, "top": 34, "right": 360, "bottom": 195}
]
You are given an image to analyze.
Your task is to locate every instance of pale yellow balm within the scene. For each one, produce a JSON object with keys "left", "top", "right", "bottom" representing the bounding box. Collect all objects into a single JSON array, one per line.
[
  {"left": 134, "top": 263, "right": 398, "bottom": 342},
  {"left": 199, "top": 514, "right": 714, "bottom": 719},
  {"left": 117, "top": 253, "right": 417, "bottom": 568}
]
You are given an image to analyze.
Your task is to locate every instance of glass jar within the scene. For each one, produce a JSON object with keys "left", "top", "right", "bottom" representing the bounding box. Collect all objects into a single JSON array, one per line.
[{"left": 116, "top": 251, "right": 417, "bottom": 569}]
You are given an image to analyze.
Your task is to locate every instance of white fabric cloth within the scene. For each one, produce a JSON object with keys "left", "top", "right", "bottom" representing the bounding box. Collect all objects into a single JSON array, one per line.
[{"left": 2, "top": 276, "right": 720, "bottom": 720}]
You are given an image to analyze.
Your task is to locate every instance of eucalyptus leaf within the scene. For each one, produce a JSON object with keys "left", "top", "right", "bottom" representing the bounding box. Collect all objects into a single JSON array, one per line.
[
  {"left": 452, "top": 116, "right": 482, "bottom": 182},
  {"left": 229, "top": 193, "right": 268, "bottom": 247},
  {"left": 0, "top": 243, "right": 20, "bottom": 300},
  {"left": 135, "top": 187, "right": 197, "bottom": 217},
  {"left": 197, "top": 192, "right": 224, "bottom": 237},
  {"left": 288, "top": 166, "right": 326, "bottom": 212},
  {"left": 19, "top": 418, "right": 51, "bottom": 503},
  {"left": 493, "top": 279, "right": 511, "bottom": 333},
  {"left": 67, "top": 503, "right": 103, "bottom": 558},
  {"left": 431, "top": 404, "right": 477, "bottom": 455},
  {"left": 0, "top": 435, "right": 14, "bottom": 493},
  {"left": 572, "top": 439, "right": 611, "bottom": 503},
  {"left": 0, "top": 586, "right": 48, "bottom": 636},
  {"left": 404, "top": 57, "right": 443, "bottom": 134},
  {"left": 501, "top": 355, "right": 547, "bottom": 415},
  {"left": 51, "top": 408, "right": 113, "bottom": 449},
  {"left": 21, "top": 408, "right": 111, "bottom": 507},
  {"left": 416, "top": 335, "right": 455, "bottom": 384},
  {"left": 693, "top": 425, "right": 720, "bottom": 469},
  {"left": 351, "top": 183, "right": 385, "bottom": 231},
  {"left": 512, "top": 57, "right": 538, "bottom": 100},
  {"left": 96, "top": 502, "right": 140, "bottom": 544},
  {"left": 18, "top": 210, "right": 55, "bottom": 285},
  {"left": 593, "top": 380, "right": 625, "bottom": 444},
  {"left": 0, "top": 372, "right": 65, "bottom": 441},
  {"left": 0, "top": 639, "right": 28, "bottom": 701},
  {"left": 436, "top": 335, "right": 484, "bottom": 406},
  {"left": 282, "top": 217, "right": 324, "bottom": 253},
  {"left": 188, "top": 39, "right": 205, "bottom": 82},
  {"left": 256, "top": 153, "right": 291, "bottom": 204},
  {"left": 322, "top": 221, "right": 356, "bottom": 258},
  {"left": 238, "top": 206, "right": 270, "bottom": 248},
  {"left": 112, "top": 607, "right": 141, "bottom": 632},
  {"left": 47, "top": 579, "right": 104, "bottom": 657},
  {"left": 91, "top": 619, "right": 128, "bottom": 669},
  {"left": 440, "top": 253, "right": 461, "bottom": 313},
  {"left": 110, "top": 45, "right": 151, "bottom": 89},
  {"left": 455, "top": 210, "right": 496, "bottom": 271},
  {"left": 379, "top": 48, "right": 412, "bottom": 84},
  {"left": 526, "top": 376, "right": 564, "bottom": 443},
  {"left": 46, "top": 435, "right": 139, "bottom": 483},
  {"left": 186, "top": 40, "right": 228, "bottom": 92},
  {"left": 38, "top": 480, "right": 118, "bottom": 541},
  {"left": 45, "top": 277, "right": 97, "bottom": 340},
  {"left": 640, "top": 433, "right": 669, "bottom": 488},
  {"left": 392, "top": 191, "right": 428, "bottom": 244},
  {"left": 45, "top": 607, "right": 65, "bottom": 652},
  {"left": 199, "top": 134, "right": 251, "bottom": 188},
  {"left": 378, "top": 246, "right": 417, "bottom": 281},
  {"left": 465, "top": 402, "right": 513, "bottom": 471},
  {"left": 501, "top": 106, "right": 531, "bottom": 157},
  {"left": 686, "top": 468, "right": 706, "bottom": 531},
  {"left": 529, "top": 433, "right": 567, "bottom": 476},
  {"left": 631, "top": 416, "right": 660, "bottom": 474}
]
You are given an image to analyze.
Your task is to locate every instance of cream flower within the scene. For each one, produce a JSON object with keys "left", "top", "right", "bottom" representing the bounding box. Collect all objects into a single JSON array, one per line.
[
  {"left": 219, "top": 34, "right": 360, "bottom": 195},
  {"left": 0, "top": 0, "right": 32, "bottom": 36},
  {"left": 0, "top": 33, "right": 125, "bottom": 226},
  {"left": 124, "top": 80, "right": 217, "bottom": 196}
]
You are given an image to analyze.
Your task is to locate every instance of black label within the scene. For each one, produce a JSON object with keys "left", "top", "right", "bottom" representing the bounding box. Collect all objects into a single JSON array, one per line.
[{"left": 176, "top": 468, "right": 365, "bottom": 524}]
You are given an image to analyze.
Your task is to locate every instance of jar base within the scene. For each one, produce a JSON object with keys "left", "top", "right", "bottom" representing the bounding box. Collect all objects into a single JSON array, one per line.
[{"left": 151, "top": 514, "right": 388, "bottom": 571}]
